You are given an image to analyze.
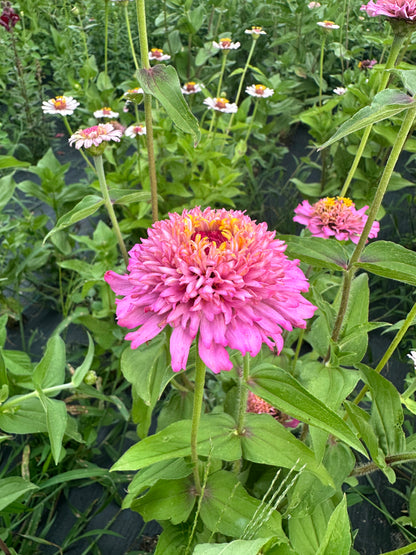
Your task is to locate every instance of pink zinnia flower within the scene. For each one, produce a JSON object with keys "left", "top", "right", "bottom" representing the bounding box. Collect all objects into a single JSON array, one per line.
[
  {"left": 293, "top": 197, "right": 379, "bottom": 243},
  {"left": 42, "top": 96, "right": 80, "bottom": 116},
  {"left": 244, "top": 26, "right": 267, "bottom": 36},
  {"left": 125, "top": 124, "right": 146, "bottom": 137},
  {"left": 94, "top": 107, "right": 119, "bottom": 118},
  {"left": 358, "top": 59, "right": 378, "bottom": 70},
  {"left": 105, "top": 207, "right": 317, "bottom": 374},
  {"left": 246, "top": 84, "right": 274, "bottom": 98},
  {"left": 317, "top": 20, "right": 340, "bottom": 29},
  {"left": 149, "top": 48, "right": 171, "bottom": 61},
  {"left": 203, "top": 97, "right": 238, "bottom": 113},
  {"left": 68, "top": 123, "right": 122, "bottom": 150},
  {"left": 361, "top": 0, "right": 416, "bottom": 20},
  {"left": 213, "top": 38, "right": 240, "bottom": 50},
  {"left": 247, "top": 392, "right": 300, "bottom": 428}
]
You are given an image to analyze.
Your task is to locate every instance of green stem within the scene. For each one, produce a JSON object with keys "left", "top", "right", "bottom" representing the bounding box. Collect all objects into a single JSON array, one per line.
[
  {"left": 94, "top": 155, "right": 129, "bottom": 266},
  {"left": 243, "top": 98, "right": 260, "bottom": 144},
  {"left": 237, "top": 354, "right": 250, "bottom": 434},
  {"left": 319, "top": 34, "right": 326, "bottom": 107},
  {"left": 2, "top": 382, "right": 75, "bottom": 409},
  {"left": 328, "top": 103, "right": 416, "bottom": 363},
  {"left": 125, "top": 3, "right": 139, "bottom": 72},
  {"left": 353, "top": 300, "right": 416, "bottom": 406},
  {"left": 379, "top": 543, "right": 416, "bottom": 555},
  {"left": 225, "top": 39, "right": 257, "bottom": 135},
  {"left": 191, "top": 346, "right": 207, "bottom": 495},
  {"left": 104, "top": 0, "right": 109, "bottom": 77},
  {"left": 339, "top": 32, "right": 407, "bottom": 197},
  {"left": 136, "top": 0, "right": 159, "bottom": 222},
  {"left": 63, "top": 117, "right": 96, "bottom": 173},
  {"left": 216, "top": 51, "right": 228, "bottom": 98}
]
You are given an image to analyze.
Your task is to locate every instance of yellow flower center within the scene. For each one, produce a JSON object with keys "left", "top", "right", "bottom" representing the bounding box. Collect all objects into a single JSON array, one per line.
[
  {"left": 314, "top": 197, "right": 353, "bottom": 216},
  {"left": 252, "top": 26, "right": 262, "bottom": 31},
  {"left": 216, "top": 97, "right": 229, "bottom": 109},
  {"left": 220, "top": 38, "right": 232, "bottom": 46},
  {"left": 323, "top": 20, "right": 335, "bottom": 25},
  {"left": 52, "top": 96, "right": 67, "bottom": 109},
  {"left": 255, "top": 84, "right": 267, "bottom": 94}
]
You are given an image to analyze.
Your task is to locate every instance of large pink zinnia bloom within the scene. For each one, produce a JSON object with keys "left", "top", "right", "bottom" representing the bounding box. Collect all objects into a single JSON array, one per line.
[
  {"left": 105, "top": 207, "right": 316, "bottom": 374},
  {"left": 361, "top": 0, "right": 416, "bottom": 20},
  {"left": 293, "top": 197, "right": 379, "bottom": 244}
]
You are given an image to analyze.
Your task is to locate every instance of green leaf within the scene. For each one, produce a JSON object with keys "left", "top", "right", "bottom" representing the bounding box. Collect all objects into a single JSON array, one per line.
[
  {"left": 315, "top": 496, "right": 351, "bottom": 555},
  {"left": 0, "top": 398, "right": 48, "bottom": 434},
  {"left": 249, "top": 364, "right": 366, "bottom": 455},
  {"left": 32, "top": 335, "right": 66, "bottom": 390},
  {"left": 242, "top": 414, "right": 333, "bottom": 486},
  {"left": 111, "top": 413, "right": 241, "bottom": 471},
  {"left": 137, "top": 65, "right": 200, "bottom": 144},
  {"left": 38, "top": 392, "right": 68, "bottom": 464},
  {"left": 0, "top": 314, "right": 8, "bottom": 349},
  {"left": 130, "top": 476, "right": 195, "bottom": 524},
  {"left": 0, "top": 155, "right": 30, "bottom": 169},
  {"left": 43, "top": 195, "right": 105, "bottom": 242},
  {"left": 110, "top": 189, "right": 152, "bottom": 206},
  {"left": 96, "top": 71, "right": 113, "bottom": 91},
  {"left": 0, "top": 477, "right": 38, "bottom": 511},
  {"left": 71, "top": 333, "right": 95, "bottom": 387},
  {"left": 280, "top": 235, "right": 351, "bottom": 271},
  {"left": 358, "top": 363, "right": 405, "bottom": 456},
  {"left": 392, "top": 69, "right": 416, "bottom": 95},
  {"left": 0, "top": 174, "right": 16, "bottom": 211},
  {"left": 39, "top": 466, "right": 111, "bottom": 489},
  {"left": 355, "top": 240, "right": 416, "bottom": 286},
  {"left": 200, "top": 470, "right": 286, "bottom": 540},
  {"left": 319, "top": 89, "right": 414, "bottom": 150},
  {"left": 194, "top": 537, "right": 280, "bottom": 555}
]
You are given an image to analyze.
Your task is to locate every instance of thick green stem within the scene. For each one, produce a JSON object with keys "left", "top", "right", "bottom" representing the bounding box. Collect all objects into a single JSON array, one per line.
[
  {"left": 216, "top": 51, "right": 228, "bottom": 98},
  {"left": 125, "top": 3, "right": 139, "bottom": 71},
  {"left": 237, "top": 354, "right": 250, "bottom": 434},
  {"left": 104, "top": 0, "right": 109, "bottom": 77},
  {"left": 339, "top": 33, "right": 407, "bottom": 197},
  {"left": 136, "top": 0, "right": 158, "bottom": 222},
  {"left": 94, "top": 155, "right": 129, "bottom": 266},
  {"left": 191, "top": 346, "right": 207, "bottom": 495},
  {"left": 353, "top": 300, "right": 416, "bottom": 406}
]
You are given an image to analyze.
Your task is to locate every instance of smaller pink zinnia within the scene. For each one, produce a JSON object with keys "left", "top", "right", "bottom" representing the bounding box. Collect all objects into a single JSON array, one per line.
[
  {"left": 317, "top": 20, "right": 340, "bottom": 29},
  {"left": 181, "top": 81, "right": 204, "bottom": 95},
  {"left": 246, "top": 84, "right": 274, "bottom": 98},
  {"left": 244, "top": 26, "right": 266, "bottom": 36},
  {"left": 125, "top": 124, "right": 146, "bottom": 137},
  {"left": 94, "top": 107, "right": 119, "bottom": 118},
  {"left": 203, "top": 97, "right": 238, "bottom": 113},
  {"left": 213, "top": 38, "right": 240, "bottom": 50},
  {"left": 293, "top": 197, "right": 379, "bottom": 243},
  {"left": 358, "top": 59, "right": 378, "bottom": 70},
  {"left": 42, "top": 96, "right": 80, "bottom": 116},
  {"left": 308, "top": 1, "right": 321, "bottom": 8},
  {"left": 149, "top": 48, "right": 171, "bottom": 61},
  {"left": 361, "top": 0, "right": 416, "bottom": 20},
  {"left": 247, "top": 392, "right": 300, "bottom": 429},
  {"left": 68, "top": 123, "right": 122, "bottom": 150}
]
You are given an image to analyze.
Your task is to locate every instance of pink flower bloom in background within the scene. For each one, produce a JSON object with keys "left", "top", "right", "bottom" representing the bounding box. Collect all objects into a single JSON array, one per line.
[
  {"left": 246, "top": 84, "right": 274, "bottom": 98},
  {"left": 42, "top": 96, "right": 80, "bottom": 116},
  {"left": 125, "top": 124, "right": 146, "bottom": 137},
  {"left": 244, "top": 26, "right": 266, "bottom": 35},
  {"left": 0, "top": 3, "right": 19, "bottom": 31},
  {"left": 181, "top": 81, "right": 205, "bottom": 95},
  {"left": 317, "top": 20, "right": 340, "bottom": 29},
  {"left": 94, "top": 107, "right": 119, "bottom": 118},
  {"left": 308, "top": 1, "right": 321, "bottom": 8},
  {"left": 247, "top": 392, "right": 300, "bottom": 428},
  {"left": 68, "top": 123, "right": 122, "bottom": 150},
  {"left": 213, "top": 38, "right": 241, "bottom": 50},
  {"left": 333, "top": 86, "right": 347, "bottom": 95},
  {"left": 105, "top": 207, "right": 317, "bottom": 374},
  {"left": 293, "top": 197, "right": 379, "bottom": 243},
  {"left": 149, "top": 48, "right": 171, "bottom": 61},
  {"left": 203, "top": 97, "right": 238, "bottom": 113},
  {"left": 361, "top": 0, "right": 416, "bottom": 20},
  {"left": 358, "top": 58, "right": 378, "bottom": 70}
]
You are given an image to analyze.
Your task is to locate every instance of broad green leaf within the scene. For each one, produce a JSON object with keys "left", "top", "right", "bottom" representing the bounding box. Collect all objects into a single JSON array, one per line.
[
  {"left": 0, "top": 174, "right": 16, "bottom": 211},
  {"left": 71, "top": 333, "right": 95, "bottom": 387},
  {"left": 319, "top": 89, "right": 414, "bottom": 150},
  {"left": 0, "top": 155, "right": 30, "bottom": 169},
  {"left": 249, "top": 364, "right": 366, "bottom": 455},
  {"left": 355, "top": 240, "right": 416, "bottom": 286},
  {"left": 130, "top": 476, "right": 195, "bottom": 524},
  {"left": 242, "top": 414, "right": 333, "bottom": 486},
  {"left": 0, "top": 477, "right": 38, "bottom": 511},
  {"left": 38, "top": 392, "right": 68, "bottom": 464},
  {"left": 154, "top": 523, "right": 198, "bottom": 555},
  {"left": 358, "top": 363, "right": 405, "bottom": 455},
  {"left": 194, "top": 537, "right": 280, "bottom": 555},
  {"left": 96, "top": 70, "right": 113, "bottom": 91},
  {"left": 280, "top": 235, "right": 351, "bottom": 271},
  {"left": 109, "top": 189, "right": 152, "bottom": 206},
  {"left": 137, "top": 65, "right": 200, "bottom": 144},
  {"left": 43, "top": 195, "right": 104, "bottom": 242},
  {"left": 32, "top": 335, "right": 66, "bottom": 390},
  {"left": 111, "top": 413, "right": 241, "bottom": 471},
  {"left": 200, "top": 470, "right": 286, "bottom": 540},
  {"left": 315, "top": 496, "right": 351, "bottom": 555},
  {"left": 0, "top": 397, "right": 48, "bottom": 434},
  {"left": 393, "top": 69, "right": 416, "bottom": 95}
]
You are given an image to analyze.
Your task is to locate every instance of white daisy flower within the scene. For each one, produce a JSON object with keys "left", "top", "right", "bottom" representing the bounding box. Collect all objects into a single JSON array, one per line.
[
  {"left": 94, "top": 107, "right": 119, "bottom": 118},
  {"left": 203, "top": 97, "right": 238, "bottom": 113},
  {"left": 246, "top": 84, "right": 274, "bottom": 98},
  {"left": 42, "top": 96, "right": 80, "bottom": 116},
  {"left": 244, "top": 26, "right": 267, "bottom": 35},
  {"left": 149, "top": 48, "right": 171, "bottom": 61},
  {"left": 181, "top": 82, "right": 205, "bottom": 95},
  {"left": 125, "top": 124, "right": 146, "bottom": 137},
  {"left": 333, "top": 87, "right": 347, "bottom": 95},
  {"left": 317, "top": 20, "right": 340, "bottom": 29},
  {"left": 212, "top": 38, "right": 240, "bottom": 50}
]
